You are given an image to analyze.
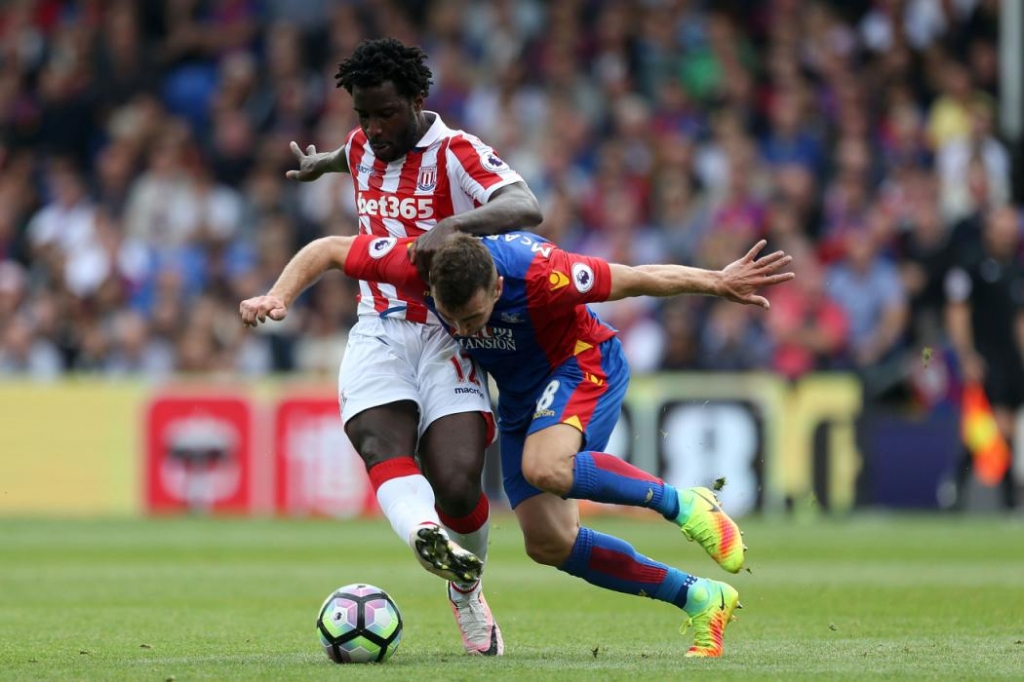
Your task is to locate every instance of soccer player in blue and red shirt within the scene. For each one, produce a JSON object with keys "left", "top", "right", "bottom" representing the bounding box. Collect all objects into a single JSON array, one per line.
[{"left": 241, "top": 231, "right": 793, "bottom": 657}]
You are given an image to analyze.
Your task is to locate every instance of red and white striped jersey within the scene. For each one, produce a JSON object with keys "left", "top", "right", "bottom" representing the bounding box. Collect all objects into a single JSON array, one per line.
[{"left": 344, "top": 112, "right": 524, "bottom": 324}]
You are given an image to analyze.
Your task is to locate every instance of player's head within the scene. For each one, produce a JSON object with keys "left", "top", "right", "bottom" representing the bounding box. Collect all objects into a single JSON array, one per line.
[
  {"left": 335, "top": 38, "right": 433, "bottom": 162},
  {"left": 430, "top": 234, "right": 503, "bottom": 337}
]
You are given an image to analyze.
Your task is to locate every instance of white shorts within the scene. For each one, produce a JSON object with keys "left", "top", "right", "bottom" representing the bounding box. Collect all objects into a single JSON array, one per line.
[{"left": 338, "top": 315, "right": 493, "bottom": 438}]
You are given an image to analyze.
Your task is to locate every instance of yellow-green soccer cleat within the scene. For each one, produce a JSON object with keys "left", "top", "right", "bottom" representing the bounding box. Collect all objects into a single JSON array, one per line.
[
  {"left": 410, "top": 523, "right": 483, "bottom": 584},
  {"left": 682, "top": 580, "right": 741, "bottom": 658},
  {"left": 675, "top": 487, "right": 746, "bottom": 573}
]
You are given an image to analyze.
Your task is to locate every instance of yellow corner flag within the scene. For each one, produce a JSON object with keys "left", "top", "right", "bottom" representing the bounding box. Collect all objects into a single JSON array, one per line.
[{"left": 961, "top": 382, "right": 1011, "bottom": 486}]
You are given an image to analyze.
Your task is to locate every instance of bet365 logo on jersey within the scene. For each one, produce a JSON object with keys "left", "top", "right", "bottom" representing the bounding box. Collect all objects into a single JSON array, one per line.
[{"left": 357, "top": 191, "right": 434, "bottom": 220}]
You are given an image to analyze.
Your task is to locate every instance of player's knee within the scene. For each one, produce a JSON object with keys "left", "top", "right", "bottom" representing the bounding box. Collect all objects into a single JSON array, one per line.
[
  {"left": 432, "top": 469, "right": 482, "bottom": 517},
  {"left": 523, "top": 529, "right": 574, "bottom": 566},
  {"left": 522, "top": 457, "right": 571, "bottom": 496},
  {"left": 352, "top": 434, "right": 407, "bottom": 470}
]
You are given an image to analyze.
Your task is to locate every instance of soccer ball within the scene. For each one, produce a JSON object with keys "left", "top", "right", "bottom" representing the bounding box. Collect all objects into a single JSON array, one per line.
[{"left": 316, "top": 583, "right": 403, "bottom": 663}]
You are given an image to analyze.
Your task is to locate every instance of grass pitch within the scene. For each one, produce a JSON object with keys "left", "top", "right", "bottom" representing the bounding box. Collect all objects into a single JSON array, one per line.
[{"left": 1, "top": 513, "right": 1023, "bottom": 681}]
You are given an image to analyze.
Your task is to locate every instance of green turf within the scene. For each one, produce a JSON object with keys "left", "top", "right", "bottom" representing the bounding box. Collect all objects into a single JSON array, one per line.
[{"left": 1, "top": 514, "right": 1023, "bottom": 681}]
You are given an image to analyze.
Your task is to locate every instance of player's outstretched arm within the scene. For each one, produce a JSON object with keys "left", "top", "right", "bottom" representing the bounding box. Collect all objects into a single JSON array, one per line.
[
  {"left": 606, "top": 240, "right": 795, "bottom": 308},
  {"left": 239, "top": 236, "right": 356, "bottom": 327},
  {"left": 285, "top": 141, "right": 349, "bottom": 181}
]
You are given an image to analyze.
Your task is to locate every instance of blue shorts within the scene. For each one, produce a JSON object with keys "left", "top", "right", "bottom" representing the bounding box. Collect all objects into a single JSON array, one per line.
[{"left": 500, "top": 337, "right": 630, "bottom": 508}]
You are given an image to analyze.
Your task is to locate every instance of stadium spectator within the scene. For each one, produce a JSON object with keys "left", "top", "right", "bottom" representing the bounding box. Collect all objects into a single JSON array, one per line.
[
  {"left": 936, "top": 96, "right": 1011, "bottom": 224},
  {"left": 0, "top": 313, "right": 63, "bottom": 380},
  {"left": 899, "top": 178, "right": 953, "bottom": 350},
  {"left": 826, "top": 226, "right": 910, "bottom": 399},
  {"left": 766, "top": 237, "right": 850, "bottom": 379},
  {"left": 760, "top": 87, "right": 825, "bottom": 175},
  {"left": 927, "top": 57, "right": 981, "bottom": 145},
  {"left": 105, "top": 309, "right": 175, "bottom": 379},
  {"left": 657, "top": 298, "right": 702, "bottom": 371},
  {"left": 699, "top": 300, "right": 774, "bottom": 372}
]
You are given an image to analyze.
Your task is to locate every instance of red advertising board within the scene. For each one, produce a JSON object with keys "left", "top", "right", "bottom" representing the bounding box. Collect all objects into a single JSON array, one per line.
[
  {"left": 145, "top": 395, "right": 253, "bottom": 513},
  {"left": 273, "top": 397, "right": 377, "bottom": 517}
]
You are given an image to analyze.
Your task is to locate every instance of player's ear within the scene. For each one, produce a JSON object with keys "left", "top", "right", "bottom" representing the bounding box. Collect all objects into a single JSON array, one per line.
[
  {"left": 494, "top": 276, "right": 504, "bottom": 300},
  {"left": 412, "top": 92, "right": 425, "bottom": 113}
]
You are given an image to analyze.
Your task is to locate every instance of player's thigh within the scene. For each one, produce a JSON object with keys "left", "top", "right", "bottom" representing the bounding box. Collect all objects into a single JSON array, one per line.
[
  {"left": 338, "top": 319, "right": 423, "bottom": 422},
  {"left": 338, "top": 318, "right": 422, "bottom": 466},
  {"left": 520, "top": 424, "right": 584, "bottom": 492},
  {"left": 344, "top": 402, "right": 420, "bottom": 469},
  {"left": 499, "top": 427, "right": 544, "bottom": 509},
  {"left": 420, "top": 412, "right": 489, "bottom": 475},
  {"left": 513, "top": 492, "right": 580, "bottom": 565}
]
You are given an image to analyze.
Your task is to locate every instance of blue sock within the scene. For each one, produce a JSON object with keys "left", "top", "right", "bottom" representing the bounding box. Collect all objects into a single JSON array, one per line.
[
  {"left": 557, "top": 527, "right": 697, "bottom": 609},
  {"left": 567, "top": 451, "right": 680, "bottom": 519}
]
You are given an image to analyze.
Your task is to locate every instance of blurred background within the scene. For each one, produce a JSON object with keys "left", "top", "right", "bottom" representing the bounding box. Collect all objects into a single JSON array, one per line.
[{"left": 1, "top": 0, "right": 1022, "bottom": 518}]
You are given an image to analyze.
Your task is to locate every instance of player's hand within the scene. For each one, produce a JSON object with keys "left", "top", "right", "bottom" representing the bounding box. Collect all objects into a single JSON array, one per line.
[
  {"left": 718, "top": 240, "right": 795, "bottom": 309},
  {"left": 285, "top": 141, "right": 332, "bottom": 182},
  {"left": 239, "top": 295, "right": 288, "bottom": 327},
  {"left": 409, "top": 219, "right": 456, "bottom": 282}
]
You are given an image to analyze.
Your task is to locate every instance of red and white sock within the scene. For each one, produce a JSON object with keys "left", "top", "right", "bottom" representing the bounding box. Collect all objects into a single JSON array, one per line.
[{"left": 368, "top": 457, "right": 440, "bottom": 548}]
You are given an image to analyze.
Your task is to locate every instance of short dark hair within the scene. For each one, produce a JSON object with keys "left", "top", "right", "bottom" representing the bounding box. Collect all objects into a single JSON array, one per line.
[
  {"left": 430, "top": 234, "right": 496, "bottom": 311},
  {"left": 335, "top": 38, "right": 433, "bottom": 99}
]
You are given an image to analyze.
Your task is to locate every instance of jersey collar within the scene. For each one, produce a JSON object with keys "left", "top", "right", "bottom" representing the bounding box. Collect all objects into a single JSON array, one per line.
[{"left": 413, "top": 112, "right": 448, "bottom": 149}]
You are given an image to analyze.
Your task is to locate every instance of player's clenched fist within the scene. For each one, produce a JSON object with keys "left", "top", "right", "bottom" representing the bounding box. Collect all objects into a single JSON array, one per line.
[{"left": 239, "top": 295, "right": 288, "bottom": 327}]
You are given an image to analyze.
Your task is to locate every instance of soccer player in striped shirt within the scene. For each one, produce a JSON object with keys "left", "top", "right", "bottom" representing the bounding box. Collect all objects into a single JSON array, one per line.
[{"left": 280, "top": 38, "right": 542, "bottom": 656}]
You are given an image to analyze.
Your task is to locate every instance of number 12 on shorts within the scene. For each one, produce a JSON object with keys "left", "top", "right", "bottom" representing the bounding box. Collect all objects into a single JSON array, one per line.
[{"left": 450, "top": 352, "right": 480, "bottom": 386}]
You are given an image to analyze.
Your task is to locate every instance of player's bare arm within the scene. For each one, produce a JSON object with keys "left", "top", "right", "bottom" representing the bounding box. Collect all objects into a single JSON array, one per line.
[
  {"left": 411, "top": 181, "right": 542, "bottom": 279},
  {"left": 239, "top": 236, "right": 355, "bottom": 327},
  {"left": 443, "top": 182, "right": 543, "bottom": 235},
  {"left": 285, "top": 140, "right": 349, "bottom": 181},
  {"left": 606, "top": 239, "right": 794, "bottom": 308}
]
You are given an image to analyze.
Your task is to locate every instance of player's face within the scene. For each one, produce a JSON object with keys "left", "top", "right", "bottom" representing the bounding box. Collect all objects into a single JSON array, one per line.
[
  {"left": 351, "top": 81, "right": 424, "bottom": 162},
  {"left": 435, "top": 277, "right": 504, "bottom": 337}
]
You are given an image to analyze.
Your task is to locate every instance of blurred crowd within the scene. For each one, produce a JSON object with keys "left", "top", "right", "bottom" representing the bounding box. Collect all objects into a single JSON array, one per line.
[{"left": 0, "top": 0, "right": 1018, "bottom": 410}]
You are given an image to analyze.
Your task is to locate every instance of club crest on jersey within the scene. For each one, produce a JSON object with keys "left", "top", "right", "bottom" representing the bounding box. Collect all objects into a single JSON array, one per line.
[
  {"left": 369, "top": 237, "right": 398, "bottom": 259},
  {"left": 572, "top": 263, "right": 595, "bottom": 293},
  {"left": 417, "top": 165, "right": 437, "bottom": 191}
]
